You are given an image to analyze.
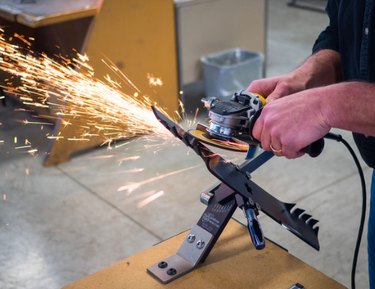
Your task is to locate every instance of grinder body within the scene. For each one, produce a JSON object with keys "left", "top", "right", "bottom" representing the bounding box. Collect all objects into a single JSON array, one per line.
[
  {"left": 194, "top": 90, "right": 324, "bottom": 158},
  {"left": 202, "top": 91, "right": 266, "bottom": 142}
]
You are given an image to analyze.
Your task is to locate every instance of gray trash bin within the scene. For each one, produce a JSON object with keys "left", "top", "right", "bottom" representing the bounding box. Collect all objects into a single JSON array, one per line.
[{"left": 201, "top": 48, "right": 263, "bottom": 98}]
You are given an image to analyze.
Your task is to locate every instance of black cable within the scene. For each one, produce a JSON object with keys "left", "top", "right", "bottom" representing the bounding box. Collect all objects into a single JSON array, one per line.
[{"left": 325, "top": 132, "right": 367, "bottom": 289}]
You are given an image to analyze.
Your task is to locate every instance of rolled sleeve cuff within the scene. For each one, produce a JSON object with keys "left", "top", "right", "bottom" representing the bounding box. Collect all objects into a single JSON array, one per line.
[{"left": 312, "top": 27, "right": 340, "bottom": 54}]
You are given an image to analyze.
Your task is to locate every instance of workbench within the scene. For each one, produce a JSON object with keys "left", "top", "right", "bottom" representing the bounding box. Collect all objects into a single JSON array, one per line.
[{"left": 61, "top": 220, "right": 346, "bottom": 289}]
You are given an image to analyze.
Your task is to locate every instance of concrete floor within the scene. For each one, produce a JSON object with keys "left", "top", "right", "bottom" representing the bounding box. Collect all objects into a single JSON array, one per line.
[{"left": 0, "top": 0, "right": 372, "bottom": 288}]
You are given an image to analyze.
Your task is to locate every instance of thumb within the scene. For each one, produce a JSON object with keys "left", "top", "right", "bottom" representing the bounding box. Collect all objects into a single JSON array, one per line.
[
  {"left": 246, "top": 79, "right": 276, "bottom": 97},
  {"left": 266, "top": 84, "right": 290, "bottom": 102}
]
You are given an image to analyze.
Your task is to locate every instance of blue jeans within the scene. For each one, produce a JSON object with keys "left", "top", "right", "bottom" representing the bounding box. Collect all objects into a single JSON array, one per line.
[{"left": 369, "top": 171, "right": 375, "bottom": 289}]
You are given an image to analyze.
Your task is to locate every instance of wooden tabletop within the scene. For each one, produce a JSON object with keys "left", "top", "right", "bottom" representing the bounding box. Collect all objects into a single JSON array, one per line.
[
  {"left": 61, "top": 220, "right": 346, "bottom": 289},
  {"left": 0, "top": 0, "right": 101, "bottom": 27}
]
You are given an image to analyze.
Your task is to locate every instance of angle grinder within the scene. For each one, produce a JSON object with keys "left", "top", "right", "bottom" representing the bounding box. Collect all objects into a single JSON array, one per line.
[{"left": 188, "top": 90, "right": 324, "bottom": 157}]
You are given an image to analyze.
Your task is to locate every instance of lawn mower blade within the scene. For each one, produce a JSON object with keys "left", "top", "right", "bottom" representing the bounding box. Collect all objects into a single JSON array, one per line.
[{"left": 151, "top": 106, "right": 320, "bottom": 250}]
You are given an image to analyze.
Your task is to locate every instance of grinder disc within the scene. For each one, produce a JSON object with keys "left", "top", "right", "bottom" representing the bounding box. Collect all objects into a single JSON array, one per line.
[{"left": 188, "top": 129, "right": 249, "bottom": 152}]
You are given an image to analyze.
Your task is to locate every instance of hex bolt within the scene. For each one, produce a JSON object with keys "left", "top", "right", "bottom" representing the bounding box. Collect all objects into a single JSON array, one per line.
[
  {"left": 187, "top": 234, "right": 196, "bottom": 243},
  {"left": 196, "top": 240, "right": 205, "bottom": 249},
  {"left": 158, "top": 261, "right": 168, "bottom": 269},
  {"left": 167, "top": 268, "right": 177, "bottom": 276},
  {"left": 200, "top": 191, "right": 214, "bottom": 205}
]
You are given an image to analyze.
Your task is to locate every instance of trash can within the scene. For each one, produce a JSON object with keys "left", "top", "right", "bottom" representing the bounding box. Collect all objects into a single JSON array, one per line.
[{"left": 201, "top": 48, "right": 263, "bottom": 98}]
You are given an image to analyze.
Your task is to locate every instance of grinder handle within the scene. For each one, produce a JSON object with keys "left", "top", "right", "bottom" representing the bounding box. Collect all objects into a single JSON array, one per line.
[
  {"left": 302, "top": 138, "right": 325, "bottom": 158},
  {"left": 249, "top": 108, "right": 325, "bottom": 158}
]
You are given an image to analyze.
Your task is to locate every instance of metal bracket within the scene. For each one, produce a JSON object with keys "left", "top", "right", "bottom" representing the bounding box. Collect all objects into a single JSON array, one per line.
[
  {"left": 147, "top": 225, "right": 213, "bottom": 283},
  {"left": 147, "top": 185, "right": 237, "bottom": 284}
]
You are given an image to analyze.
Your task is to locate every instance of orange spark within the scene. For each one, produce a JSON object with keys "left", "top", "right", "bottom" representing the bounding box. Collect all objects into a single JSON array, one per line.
[
  {"left": 25, "top": 167, "right": 29, "bottom": 176},
  {"left": 123, "top": 168, "right": 144, "bottom": 173},
  {"left": 67, "top": 138, "right": 90, "bottom": 141},
  {"left": 27, "top": 149, "right": 38, "bottom": 156},
  {"left": 46, "top": 135, "right": 64, "bottom": 140},
  {"left": 0, "top": 30, "right": 178, "bottom": 148},
  {"left": 15, "top": 145, "right": 31, "bottom": 150},
  {"left": 14, "top": 33, "right": 32, "bottom": 46},
  {"left": 117, "top": 165, "right": 200, "bottom": 195},
  {"left": 147, "top": 74, "right": 163, "bottom": 87},
  {"left": 137, "top": 191, "right": 164, "bottom": 208},
  {"left": 2, "top": 193, "right": 6, "bottom": 201},
  {"left": 20, "top": 120, "right": 54, "bottom": 126},
  {"left": 114, "top": 141, "right": 130, "bottom": 149},
  {"left": 88, "top": 155, "right": 115, "bottom": 160},
  {"left": 118, "top": 155, "right": 140, "bottom": 164}
]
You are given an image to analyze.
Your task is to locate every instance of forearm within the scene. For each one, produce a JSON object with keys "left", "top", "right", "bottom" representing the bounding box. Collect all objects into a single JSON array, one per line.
[
  {"left": 320, "top": 81, "right": 375, "bottom": 136},
  {"left": 290, "top": 49, "right": 342, "bottom": 89}
]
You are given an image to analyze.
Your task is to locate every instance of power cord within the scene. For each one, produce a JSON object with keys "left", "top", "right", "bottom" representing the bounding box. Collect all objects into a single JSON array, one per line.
[{"left": 325, "top": 132, "right": 367, "bottom": 289}]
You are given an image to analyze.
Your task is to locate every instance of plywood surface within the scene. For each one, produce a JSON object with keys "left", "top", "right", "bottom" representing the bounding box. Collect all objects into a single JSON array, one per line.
[{"left": 62, "top": 220, "right": 346, "bottom": 289}]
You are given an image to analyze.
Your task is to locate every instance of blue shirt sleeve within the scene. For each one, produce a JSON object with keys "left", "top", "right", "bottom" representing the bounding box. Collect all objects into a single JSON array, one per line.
[{"left": 312, "top": 0, "right": 340, "bottom": 53}]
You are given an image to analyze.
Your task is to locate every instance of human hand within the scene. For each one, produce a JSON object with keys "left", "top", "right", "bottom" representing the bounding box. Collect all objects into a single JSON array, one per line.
[
  {"left": 252, "top": 88, "right": 331, "bottom": 159},
  {"left": 247, "top": 50, "right": 342, "bottom": 102},
  {"left": 247, "top": 72, "right": 309, "bottom": 102}
]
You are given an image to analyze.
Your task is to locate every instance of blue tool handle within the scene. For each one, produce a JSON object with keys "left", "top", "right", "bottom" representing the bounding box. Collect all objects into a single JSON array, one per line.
[{"left": 244, "top": 207, "right": 265, "bottom": 250}]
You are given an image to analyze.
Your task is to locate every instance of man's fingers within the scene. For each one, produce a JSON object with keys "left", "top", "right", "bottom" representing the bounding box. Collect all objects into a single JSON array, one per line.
[
  {"left": 280, "top": 146, "right": 305, "bottom": 159},
  {"left": 251, "top": 116, "right": 263, "bottom": 143},
  {"left": 266, "top": 83, "right": 290, "bottom": 102},
  {"left": 247, "top": 79, "right": 276, "bottom": 97},
  {"left": 270, "top": 137, "right": 283, "bottom": 156}
]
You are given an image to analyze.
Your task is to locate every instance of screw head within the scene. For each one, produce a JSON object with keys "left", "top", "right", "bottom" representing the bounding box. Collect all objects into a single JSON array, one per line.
[
  {"left": 196, "top": 240, "right": 205, "bottom": 249},
  {"left": 158, "top": 261, "right": 168, "bottom": 269},
  {"left": 167, "top": 268, "right": 177, "bottom": 276},
  {"left": 187, "top": 234, "right": 196, "bottom": 243}
]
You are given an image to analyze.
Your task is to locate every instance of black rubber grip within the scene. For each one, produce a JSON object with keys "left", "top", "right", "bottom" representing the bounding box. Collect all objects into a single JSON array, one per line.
[{"left": 302, "top": 138, "right": 325, "bottom": 158}]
